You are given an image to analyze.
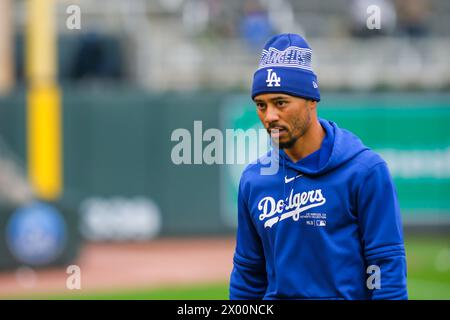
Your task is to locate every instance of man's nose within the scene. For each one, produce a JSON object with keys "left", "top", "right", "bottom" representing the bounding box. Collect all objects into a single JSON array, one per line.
[{"left": 265, "top": 105, "right": 279, "bottom": 123}]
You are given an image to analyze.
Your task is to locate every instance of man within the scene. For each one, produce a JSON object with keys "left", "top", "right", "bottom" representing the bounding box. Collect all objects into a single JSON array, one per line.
[{"left": 229, "top": 33, "right": 407, "bottom": 300}]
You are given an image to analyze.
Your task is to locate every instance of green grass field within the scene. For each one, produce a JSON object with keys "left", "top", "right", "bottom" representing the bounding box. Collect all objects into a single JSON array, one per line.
[{"left": 10, "top": 235, "right": 450, "bottom": 300}]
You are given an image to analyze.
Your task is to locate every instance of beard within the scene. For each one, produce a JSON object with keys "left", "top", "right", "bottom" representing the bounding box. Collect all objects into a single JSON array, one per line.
[{"left": 269, "top": 109, "right": 312, "bottom": 149}]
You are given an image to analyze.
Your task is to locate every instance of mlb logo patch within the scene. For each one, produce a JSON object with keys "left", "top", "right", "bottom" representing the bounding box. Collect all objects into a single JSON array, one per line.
[{"left": 315, "top": 220, "right": 326, "bottom": 227}]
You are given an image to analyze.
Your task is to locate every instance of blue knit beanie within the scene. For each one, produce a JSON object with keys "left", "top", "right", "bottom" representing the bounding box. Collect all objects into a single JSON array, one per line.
[{"left": 251, "top": 33, "right": 320, "bottom": 101}]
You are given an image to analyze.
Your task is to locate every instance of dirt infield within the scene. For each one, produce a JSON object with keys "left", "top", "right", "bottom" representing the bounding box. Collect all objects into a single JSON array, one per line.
[{"left": 0, "top": 236, "right": 236, "bottom": 298}]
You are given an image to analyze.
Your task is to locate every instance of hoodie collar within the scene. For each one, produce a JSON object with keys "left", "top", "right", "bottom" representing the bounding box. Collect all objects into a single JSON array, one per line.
[
  {"left": 278, "top": 118, "right": 370, "bottom": 176},
  {"left": 279, "top": 118, "right": 335, "bottom": 175}
]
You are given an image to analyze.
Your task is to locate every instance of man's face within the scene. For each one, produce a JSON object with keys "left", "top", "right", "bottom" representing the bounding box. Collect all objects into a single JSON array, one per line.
[{"left": 254, "top": 93, "right": 314, "bottom": 149}]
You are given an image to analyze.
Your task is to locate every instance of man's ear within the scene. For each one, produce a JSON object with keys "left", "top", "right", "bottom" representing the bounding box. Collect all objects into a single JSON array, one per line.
[{"left": 308, "top": 100, "right": 318, "bottom": 110}]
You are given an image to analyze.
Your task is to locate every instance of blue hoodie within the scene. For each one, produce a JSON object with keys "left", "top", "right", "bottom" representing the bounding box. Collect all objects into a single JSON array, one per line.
[{"left": 229, "top": 118, "right": 408, "bottom": 300}]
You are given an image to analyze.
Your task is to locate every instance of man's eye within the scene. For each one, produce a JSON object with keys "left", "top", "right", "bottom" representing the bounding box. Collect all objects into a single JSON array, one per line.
[
  {"left": 256, "top": 103, "right": 266, "bottom": 110},
  {"left": 276, "top": 101, "right": 287, "bottom": 107}
]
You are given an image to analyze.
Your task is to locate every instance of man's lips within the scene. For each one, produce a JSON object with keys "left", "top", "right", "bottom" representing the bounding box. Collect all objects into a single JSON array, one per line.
[{"left": 269, "top": 127, "right": 287, "bottom": 133}]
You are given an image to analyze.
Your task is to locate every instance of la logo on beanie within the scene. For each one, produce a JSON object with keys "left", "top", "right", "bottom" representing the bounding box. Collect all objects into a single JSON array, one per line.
[{"left": 266, "top": 69, "right": 281, "bottom": 87}]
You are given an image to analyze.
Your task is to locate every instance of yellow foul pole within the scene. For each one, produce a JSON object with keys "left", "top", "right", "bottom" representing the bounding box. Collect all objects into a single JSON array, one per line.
[
  {"left": 0, "top": 0, "right": 14, "bottom": 95},
  {"left": 26, "top": 0, "right": 62, "bottom": 200}
]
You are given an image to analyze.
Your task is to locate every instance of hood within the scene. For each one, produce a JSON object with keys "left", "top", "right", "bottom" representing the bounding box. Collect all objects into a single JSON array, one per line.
[{"left": 279, "top": 118, "right": 369, "bottom": 176}]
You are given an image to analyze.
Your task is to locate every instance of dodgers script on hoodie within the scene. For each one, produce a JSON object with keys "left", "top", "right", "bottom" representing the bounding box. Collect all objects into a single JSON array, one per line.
[{"left": 229, "top": 118, "right": 408, "bottom": 300}]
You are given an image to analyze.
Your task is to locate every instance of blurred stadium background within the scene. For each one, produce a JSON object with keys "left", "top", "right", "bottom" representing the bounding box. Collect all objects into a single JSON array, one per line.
[{"left": 0, "top": 0, "right": 449, "bottom": 299}]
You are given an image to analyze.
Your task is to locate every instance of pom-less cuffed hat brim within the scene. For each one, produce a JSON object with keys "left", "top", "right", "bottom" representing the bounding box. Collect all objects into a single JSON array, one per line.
[{"left": 252, "top": 67, "right": 320, "bottom": 101}]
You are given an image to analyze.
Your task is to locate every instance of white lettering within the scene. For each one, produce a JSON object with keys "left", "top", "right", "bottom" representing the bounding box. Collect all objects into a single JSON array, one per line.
[
  {"left": 366, "top": 5, "right": 381, "bottom": 30},
  {"left": 259, "top": 189, "right": 327, "bottom": 228},
  {"left": 66, "top": 5, "right": 81, "bottom": 30},
  {"left": 366, "top": 265, "right": 381, "bottom": 289},
  {"left": 66, "top": 265, "right": 81, "bottom": 290},
  {"left": 266, "top": 69, "right": 281, "bottom": 87}
]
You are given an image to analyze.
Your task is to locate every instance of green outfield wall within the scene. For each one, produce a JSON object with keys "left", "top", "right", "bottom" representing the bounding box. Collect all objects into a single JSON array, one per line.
[{"left": 1, "top": 89, "right": 449, "bottom": 242}]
